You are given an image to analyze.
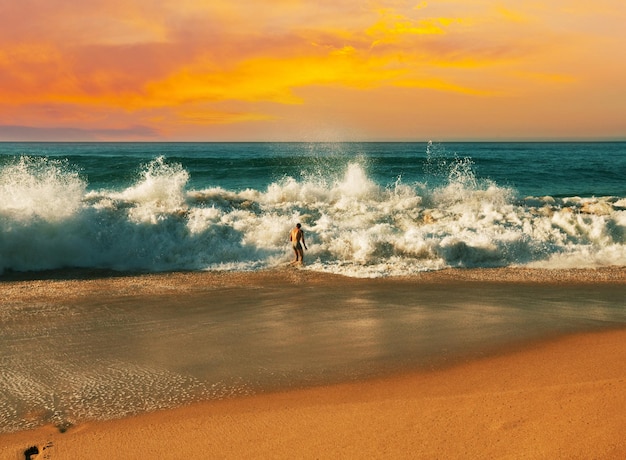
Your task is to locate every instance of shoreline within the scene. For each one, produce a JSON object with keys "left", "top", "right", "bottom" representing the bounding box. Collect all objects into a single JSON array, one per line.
[
  {"left": 2, "top": 327, "right": 626, "bottom": 458},
  {"left": 2, "top": 265, "right": 625, "bottom": 313},
  {"left": 2, "top": 264, "right": 626, "bottom": 285},
  {"left": 2, "top": 266, "right": 625, "bottom": 458}
]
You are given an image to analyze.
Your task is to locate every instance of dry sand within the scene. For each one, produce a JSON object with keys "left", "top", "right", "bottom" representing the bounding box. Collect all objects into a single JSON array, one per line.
[{"left": 2, "top": 267, "right": 625, "bottom": 459}]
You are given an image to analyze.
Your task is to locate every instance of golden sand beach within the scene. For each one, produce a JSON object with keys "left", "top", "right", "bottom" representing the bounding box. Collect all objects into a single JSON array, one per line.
[{"left": 1, "top": 268, "right": 625, "bottom": 459}]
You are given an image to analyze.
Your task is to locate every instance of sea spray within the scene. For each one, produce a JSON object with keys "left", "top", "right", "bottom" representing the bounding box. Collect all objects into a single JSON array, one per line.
[
  {"left": 0, "top": 156, "right": 86, "bottom": 221},
  {"left": 1, "top": 144, "right": 625, "bottom": 276}
]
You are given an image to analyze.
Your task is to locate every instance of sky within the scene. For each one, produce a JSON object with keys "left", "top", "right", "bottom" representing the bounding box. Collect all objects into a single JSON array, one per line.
[{"left": 0, "top": 0, "right": 625, "bottom": 141}]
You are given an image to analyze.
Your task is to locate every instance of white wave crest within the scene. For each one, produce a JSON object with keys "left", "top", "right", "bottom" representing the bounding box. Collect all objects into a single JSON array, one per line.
[
  {"left": 0, "top": 156, "right": 85, "bottom": 221},
  {"left": 1, "top": 156, "right": 625, "bottom": 276}
]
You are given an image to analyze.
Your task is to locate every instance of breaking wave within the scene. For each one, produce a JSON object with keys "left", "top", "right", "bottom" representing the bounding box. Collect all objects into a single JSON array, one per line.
[{"left": 1, "top": 153, "right": 625, "bottom": 277}]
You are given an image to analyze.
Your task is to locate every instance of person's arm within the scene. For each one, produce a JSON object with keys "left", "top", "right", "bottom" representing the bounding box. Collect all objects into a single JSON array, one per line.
[{"left": 302, "top": 232, "right": 307, "bottom": 250}]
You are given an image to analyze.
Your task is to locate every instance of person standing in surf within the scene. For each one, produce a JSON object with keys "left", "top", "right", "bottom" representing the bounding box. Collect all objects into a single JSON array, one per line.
[{"left": 289, "top": 223, "right": 308, "bottom": 265}]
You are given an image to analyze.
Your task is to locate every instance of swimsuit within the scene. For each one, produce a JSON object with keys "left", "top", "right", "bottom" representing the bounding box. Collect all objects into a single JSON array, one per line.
[{"left": 292, "top": 241, "right": 302, "bottom": 250}]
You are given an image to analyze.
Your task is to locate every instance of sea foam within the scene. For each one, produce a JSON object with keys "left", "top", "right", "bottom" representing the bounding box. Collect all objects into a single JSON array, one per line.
[{"left": 0, "top": 154, "right": 625, "bottom": 277}]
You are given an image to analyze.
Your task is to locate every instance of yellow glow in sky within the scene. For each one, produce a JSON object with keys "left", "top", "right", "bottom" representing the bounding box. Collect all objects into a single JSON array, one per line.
[{"left": 0, "top": 0, "right": 624, "bottom": 140}]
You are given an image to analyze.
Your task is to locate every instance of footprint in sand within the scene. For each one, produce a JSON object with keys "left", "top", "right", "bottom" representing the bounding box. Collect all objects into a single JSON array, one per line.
[{"left": 24, "top": 441, "right": 53, "bottom": 460}]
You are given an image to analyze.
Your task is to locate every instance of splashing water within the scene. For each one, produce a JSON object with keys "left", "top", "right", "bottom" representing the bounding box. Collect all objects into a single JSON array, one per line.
[
  {"left": 1, "top": 145, "right": 625, "bottom": 276},
  {"left": 0, "top": 156, "right": 86, "bottom": 221}
]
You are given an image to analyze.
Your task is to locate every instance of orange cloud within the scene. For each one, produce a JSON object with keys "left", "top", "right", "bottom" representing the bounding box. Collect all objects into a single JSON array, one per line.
[
  {"left": 367, "top": 8, "right": 472, "bottom": 47},
  {"left": 0, "top": 0, "right": 624, "bottom": 140}
]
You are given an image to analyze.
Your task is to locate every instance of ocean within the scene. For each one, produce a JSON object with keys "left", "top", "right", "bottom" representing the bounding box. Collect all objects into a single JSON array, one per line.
[
  {"left": 1, "top": 142, "right": 626, "bottom": 435},
  {"left": 1, "top": 141, "right": 625, "bottom": 276}
]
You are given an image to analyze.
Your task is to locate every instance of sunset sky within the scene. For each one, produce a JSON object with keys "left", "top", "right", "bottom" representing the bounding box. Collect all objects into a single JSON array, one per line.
[{"left": 0, "top": 0, "right": 624, "bottom": 141}]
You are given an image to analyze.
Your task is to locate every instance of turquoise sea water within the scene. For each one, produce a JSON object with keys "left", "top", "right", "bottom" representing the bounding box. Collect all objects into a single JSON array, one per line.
[{"left": 1, "top": 142, "right": 625, "bottom": 276}]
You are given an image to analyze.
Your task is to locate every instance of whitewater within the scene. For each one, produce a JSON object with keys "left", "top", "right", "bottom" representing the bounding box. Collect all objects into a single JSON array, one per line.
[{"left": 0, "top": 142, "right": 625, "bottom": 277}]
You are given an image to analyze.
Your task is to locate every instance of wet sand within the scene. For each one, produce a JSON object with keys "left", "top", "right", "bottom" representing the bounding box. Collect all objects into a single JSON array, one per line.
[
  {"left": 1, "top": 327, "right": 626, "bottom": 459},
  {"left": 2, "top": 267, "right": 625, "bottom": 316},
  {"left": 1, "top": 267, "right": 625, "bottom": 458}
]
